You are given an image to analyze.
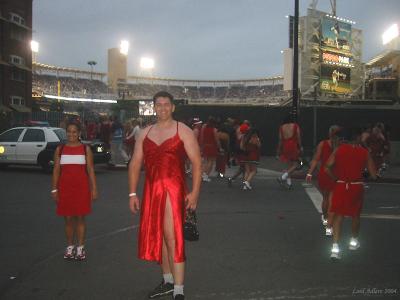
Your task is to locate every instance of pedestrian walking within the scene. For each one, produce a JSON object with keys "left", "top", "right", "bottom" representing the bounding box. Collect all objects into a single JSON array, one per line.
[
  {"left": 306, "top": 125, "right": 341, "bottom": 235},
  {"left": 277, "top": 114, "right": 302, "bottom": 189},
  {"left": 325, "top": 127, "right": 376, "bottom": 260}
]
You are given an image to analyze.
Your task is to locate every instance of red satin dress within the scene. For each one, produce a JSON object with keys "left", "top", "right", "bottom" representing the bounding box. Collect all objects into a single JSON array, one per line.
[
  {"left": 279, "top": 123, "right": 300, "bottom": 162},
  {"left": 317, "top": 140, "right": 335, "bottom": 192},
  {"left": 139, "top": 122, "right": 187, "bottom": 264},
  {"left": 330, "top": 144, "right": 368, "bottom": 217}
]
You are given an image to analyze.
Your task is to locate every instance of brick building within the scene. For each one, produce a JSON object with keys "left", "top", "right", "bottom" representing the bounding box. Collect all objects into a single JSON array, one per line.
[{"left": 0, "top": 0, "right": 33, "bottom": 113}]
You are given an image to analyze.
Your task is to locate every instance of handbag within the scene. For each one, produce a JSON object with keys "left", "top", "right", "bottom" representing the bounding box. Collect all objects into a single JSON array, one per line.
[{"left": 184, "top": 210, "right": 199, "bottom": 241}]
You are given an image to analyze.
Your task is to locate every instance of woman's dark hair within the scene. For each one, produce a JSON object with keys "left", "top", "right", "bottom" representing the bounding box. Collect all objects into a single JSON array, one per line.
[
  {"left": 206, "top": 116, "right": 217, "bottom": 127},
  {"left": 282, "top": 113, "right": 294, "bottom": 125},
  {"left": 153, "top": 91, "right": 174, "bottom": 104},
  {"left": 66, "top": 120, "right": 81, "bottom": 132}
]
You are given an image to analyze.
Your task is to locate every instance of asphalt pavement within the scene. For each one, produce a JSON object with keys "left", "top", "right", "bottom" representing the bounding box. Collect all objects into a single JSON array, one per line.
[{"left": 0, "top": 159, "right": 399, "bottom": 300}]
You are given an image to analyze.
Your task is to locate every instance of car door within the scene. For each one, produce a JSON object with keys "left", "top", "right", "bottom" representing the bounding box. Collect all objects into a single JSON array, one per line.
[
  {"left": 16, "top": 128, "right": 46, "bottom": 163},
  {"left": 0, "top": 128, "right": 25, "bottom": 163}
]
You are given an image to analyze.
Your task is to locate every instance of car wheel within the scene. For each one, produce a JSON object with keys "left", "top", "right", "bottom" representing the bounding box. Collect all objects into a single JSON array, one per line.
[{"left": 40, "top": 159, "right": 54, "bottom": 173}]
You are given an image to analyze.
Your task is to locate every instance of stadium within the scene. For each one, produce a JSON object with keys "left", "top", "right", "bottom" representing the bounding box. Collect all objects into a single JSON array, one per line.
[{"left": 1, "top": 0, "right": 400, "bottom": 155}]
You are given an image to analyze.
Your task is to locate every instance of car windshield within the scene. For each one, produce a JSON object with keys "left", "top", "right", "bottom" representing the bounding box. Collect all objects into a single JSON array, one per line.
[{"left": 53, "top": 129, "right": 67, "bottom": 142}]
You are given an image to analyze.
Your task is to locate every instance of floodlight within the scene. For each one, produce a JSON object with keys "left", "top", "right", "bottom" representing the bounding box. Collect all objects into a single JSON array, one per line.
[
  {"left": 382, "top": 24, "right": 399, "bottom": 45},
  {"left": 140, "top": 57, "right": 155, "bottom": 69},
  {"left": 120, "top": 40, "right": 129, "bottom": 55},
  {"left": 31, "top": 40, "right": 39, "bottom": 53}
]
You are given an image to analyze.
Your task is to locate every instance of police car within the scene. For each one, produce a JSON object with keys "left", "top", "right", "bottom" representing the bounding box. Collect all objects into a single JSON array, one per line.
[{"left": 0, "top": 126, "right": 110, "bottom": 172}]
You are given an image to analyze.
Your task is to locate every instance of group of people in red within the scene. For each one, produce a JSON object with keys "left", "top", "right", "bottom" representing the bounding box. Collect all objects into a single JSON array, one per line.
[
  {"left": 188, "top": 116, "right": 262, "bottom": 191},
  {"left": 306, "top": 123, "right": 388, "bottom": 260},
  {"left": 276, "top": 114, "right": 389, "bottom": 260},
  {"left": 50, "top": 91, "right": 390, "bottom": 300}
]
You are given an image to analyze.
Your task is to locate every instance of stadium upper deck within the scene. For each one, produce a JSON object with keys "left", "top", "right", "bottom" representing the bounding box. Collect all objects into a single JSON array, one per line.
[{"left": 33, "top": 62, "right": 288, "bottom": 105}]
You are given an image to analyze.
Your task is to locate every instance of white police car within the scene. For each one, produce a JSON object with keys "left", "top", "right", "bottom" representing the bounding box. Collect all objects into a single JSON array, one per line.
[{"left": 0, "top": 126, "right": 110, "bottom": 172}]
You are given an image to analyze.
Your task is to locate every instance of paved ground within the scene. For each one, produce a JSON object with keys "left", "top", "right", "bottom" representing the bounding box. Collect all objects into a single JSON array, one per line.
[{"left": 0, "top": 159, "right": 399, "bottom": 299}]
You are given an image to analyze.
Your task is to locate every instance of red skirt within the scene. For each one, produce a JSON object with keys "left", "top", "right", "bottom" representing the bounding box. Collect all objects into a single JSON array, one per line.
[
  {"left": 280, "top": 140, "right": 299, "bottom": 162},
  {"left": 330, "top": 182, "right": 364, "bottom": 217},
  {"left": 203, "top": 144, "right": 218, "bottom": 158}
]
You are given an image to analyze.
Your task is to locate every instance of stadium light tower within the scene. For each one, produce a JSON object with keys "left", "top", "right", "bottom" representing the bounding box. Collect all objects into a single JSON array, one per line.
[
  {"left": 87, "top": 60, "right": 97, "bottom": 101},
  {"left": 140, "top": 57, "right": 155, "bottom": 76},
  {"left": 120, "top": 40, "right": 129, "bottom": 55},
  {"left": 382, "top": 24, "right": 399, "bottom": 45},
  {"left": 31, "top": 40, "right": 39, "bottom": 62},
  {"left": 292, "top": 0, "right": 299, "bottom": 121},
  {"left": 87, "top": 60, "right": 97, "bottom": 80}
]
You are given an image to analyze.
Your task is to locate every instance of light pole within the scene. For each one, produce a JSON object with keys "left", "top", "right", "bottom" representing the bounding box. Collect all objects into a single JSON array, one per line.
[
  {"left": 87, "top": 60, "right": 97, "bottom": 103},
  {"left": 292, "top": 0, "right": 299, "bottom": 121}
]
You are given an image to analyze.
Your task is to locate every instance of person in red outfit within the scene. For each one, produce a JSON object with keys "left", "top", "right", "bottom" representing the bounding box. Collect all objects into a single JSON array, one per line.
[
  {"left": 277, "top": 114, "right": 302, "bottom": 189},
  {"left": 128, "top": 91, "right": 202, "bottom": 300},
  {"left": 325, "top": 128, "right": 376, "bottom": 260},
  {"left": 200, "top": 117, "right": 222, "bottom": 182},
  {"left": 51, "top": 121, "right": 98, "bottom": 261},
  {"left": 241, "top": 129, "right": 261, "bottom": 190},
  {"left": 306, "top": 125, "right": 341, "bottom": 235}
]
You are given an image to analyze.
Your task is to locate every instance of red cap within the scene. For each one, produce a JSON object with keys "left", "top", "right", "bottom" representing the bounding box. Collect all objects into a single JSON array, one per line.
[{"left": 239, "top": 123, "right": 250, "bottom": 133}]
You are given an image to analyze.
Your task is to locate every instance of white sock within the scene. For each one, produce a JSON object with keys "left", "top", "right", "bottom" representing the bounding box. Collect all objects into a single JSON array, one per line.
[
  {"left": 76, "top": 245, "right": 84, "bottom": 254},
  {"left": 173, "top": 285, "right": 184, "bottom": 297},
  {"left": 332, "top": 243, "right": 339, "bottom": 249},
  {"left": 163, "top": 273, "right": 174, "bottom": 284},
  {"left": 281, "top": 172, "right": 288, "bottom": 180},
  {"left": 286, "top": 177, "right": 292, "bottom": 185}
]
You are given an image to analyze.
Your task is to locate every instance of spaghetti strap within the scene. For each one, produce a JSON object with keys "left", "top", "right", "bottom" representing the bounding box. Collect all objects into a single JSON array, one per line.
[
  {"left": 145, "top": 126, "right": 154, "bottom": 138},
  {"left": 176, "top": 121, "right": 179, "bottom": 133}
]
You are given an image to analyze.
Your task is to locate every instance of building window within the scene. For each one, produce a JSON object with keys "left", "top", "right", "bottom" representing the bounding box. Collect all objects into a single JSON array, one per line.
[
  {"left": 9, "top": 13, "right": 25, "bottom": 26},
  {"left": 11, "top": 96, "right": 25, "bottom": 106},
  {"left": 11, "top": 69, "right": 25, "bottom": 82},
  {"left": 10, "top": 55, "right": 24, "bottom": 65},
  {"left": 10, "top": 28, "right": 26, "bottom": 42}
]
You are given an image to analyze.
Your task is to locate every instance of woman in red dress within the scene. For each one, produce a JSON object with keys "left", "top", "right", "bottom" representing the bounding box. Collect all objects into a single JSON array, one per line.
[
  {"left": 306, "top": 125, "right": 341, "bottom": 235},
  {"left": 241, "top": 129, "right": 261, "bottom": 190},
  {"left": 277, "top": 114, "right": 302, "bottom": 189},
  {"left": 128, "top": 92, "right": 202, "bottom": 300},
  {"left": 51, "top": 121, "right": 98, "bottom": 261},
  {"left": 325, "top": 128, "right": 376, "bottom": 260},
  {"left": 200, "top": 117, "right": 221, "bottom": 182}
]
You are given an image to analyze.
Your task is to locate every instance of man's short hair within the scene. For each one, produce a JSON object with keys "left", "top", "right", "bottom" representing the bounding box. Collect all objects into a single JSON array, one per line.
[{"left": 153, "top": 91, "right": 174, "bottom": 104}]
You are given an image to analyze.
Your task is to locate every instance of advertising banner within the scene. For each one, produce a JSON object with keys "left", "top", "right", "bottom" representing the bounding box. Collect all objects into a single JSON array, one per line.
[{"left": 320, "top": 65, "right": 351, "bottom": 94}]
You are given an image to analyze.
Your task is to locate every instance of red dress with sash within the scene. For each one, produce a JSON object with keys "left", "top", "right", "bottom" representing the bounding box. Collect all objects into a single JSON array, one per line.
[
  {"left": 279, "top": 123, "right": 300, "bottom": 162},
  {"left": 330, "top": 144, "right": 368, "bottom": 217},
  {"left": 139, "top": 122, "right": 187, "bottom": 263}
]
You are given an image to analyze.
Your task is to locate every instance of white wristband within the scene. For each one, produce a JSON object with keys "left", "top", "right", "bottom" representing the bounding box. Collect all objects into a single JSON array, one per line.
[
  {"left": 129, "top": 192, "right": 137, "bottom": 197},
  {"left": 51, "top": 189, "right": 58, "bottom": 193}
]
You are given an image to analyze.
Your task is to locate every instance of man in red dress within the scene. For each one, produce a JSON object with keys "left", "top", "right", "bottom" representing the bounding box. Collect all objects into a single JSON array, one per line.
[
  {"left": 277, "top": 114, "right": 302, "bottom": 189},
  {"left": 325, "top": 128, "right": 376, "bottom": 261},
  {"left": 128, "top": 91, "right": 202, "bottom": 300}
]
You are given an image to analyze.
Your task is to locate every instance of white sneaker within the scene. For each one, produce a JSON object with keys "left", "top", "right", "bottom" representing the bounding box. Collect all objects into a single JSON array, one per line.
[
  {"left": 349, "top": 238, "right": 360, "bottom": 250},
  {"left": 244, "top": 181, "right": 252, "bottom": 190},
  {"left": 330, "top": 244, "right": 341, "bottom": 260},
  {"left": 321, "top": 215, "right": 328, "bottom": 226},
  {"left": 202, "top": 174, "right": 211, "bottom": 182},
  {"left": 325, "top": 227, "right": 333, "bottom": 236},
  {"left": 242, "top": 184, "right": 248, "bottom": 190}
]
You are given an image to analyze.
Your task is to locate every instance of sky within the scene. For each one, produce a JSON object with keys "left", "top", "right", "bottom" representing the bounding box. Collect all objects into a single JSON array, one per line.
[{"left": 33, "top": 0, "right": 400, "bottom": 80}]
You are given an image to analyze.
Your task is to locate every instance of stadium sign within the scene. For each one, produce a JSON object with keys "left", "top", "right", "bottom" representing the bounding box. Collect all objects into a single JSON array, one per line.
[{"left": 322, "top": 52, "right": 351, "bottom": 65}]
